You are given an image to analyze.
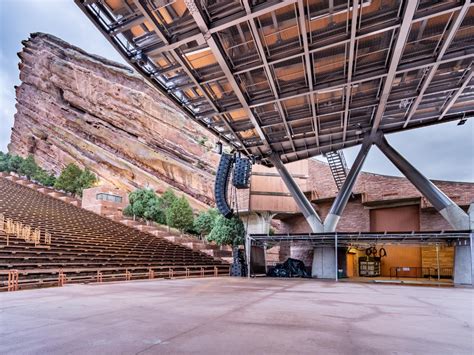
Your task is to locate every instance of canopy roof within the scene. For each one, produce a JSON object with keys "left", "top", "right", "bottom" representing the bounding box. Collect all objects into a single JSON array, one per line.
[{"left": 76, "top": 0, "right": 474, "bottom": 165}]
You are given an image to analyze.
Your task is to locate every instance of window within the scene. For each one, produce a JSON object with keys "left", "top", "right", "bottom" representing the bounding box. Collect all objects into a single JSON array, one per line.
[{"left": 96, "top": 193, "right": 123, "bottom": 203}]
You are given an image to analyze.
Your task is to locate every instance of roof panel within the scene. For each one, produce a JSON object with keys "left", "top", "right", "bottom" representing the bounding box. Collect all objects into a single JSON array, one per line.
[{"left": 76, "top": 0, "right": 474, "bottom": 165}]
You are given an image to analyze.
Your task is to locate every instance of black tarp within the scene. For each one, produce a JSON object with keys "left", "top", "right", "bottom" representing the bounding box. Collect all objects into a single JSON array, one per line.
[{"left": 267, "top": 258, "right": 309, "bottom": 278}]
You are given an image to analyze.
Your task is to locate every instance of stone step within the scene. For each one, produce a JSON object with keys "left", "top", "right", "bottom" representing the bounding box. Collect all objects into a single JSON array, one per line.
[
  {"left": 201, "top": 249, "right": 232, "bottom": 257},
  {"left": 135, "top": 225, "right": 158, "bottom": 232},
  {"left": 181, "top": 242, "right": 219, "bottom": 250},
  {"left": 148, "top": 230, "right": 166, "bottom": 237},
  {"left": 105, "top": 214, "right": 123, "bottom": 221},
  {"left": 221, "top": 257, "right": 234, "bottom": 264},
  {"left": 16, "top": 179, "right": 29, "bottom": 185},
  {"left": 120, "top": 220, "right": 139, "bottom": 227},
  {"left": 163, "top": 235, "right": 196, "bottom": 243}
]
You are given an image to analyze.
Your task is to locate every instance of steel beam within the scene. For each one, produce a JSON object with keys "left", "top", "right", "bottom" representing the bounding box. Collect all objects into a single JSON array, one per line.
[
  {"left": 185, "top": 0, "right": 272, "bottom": 152},
  {"left": 439, "top": 68, "right": 474, "bottom": 121},
  {"left": 374, "top": 134, "right": 470, "bottom": 230},
  {"left": 297, "top": 0, "right": 319, "bottom": 146},
  {"left": 371, "top": 1, "right": 417, "bottom": 133},
  {"left": 248, "top": 54, "right": 474, "bottom": 109},
  {"left": 133, "top": 0, "right": 252, "bottom": 154},
  {"left": 244, "top": 0, "right": 296, "bottom": 152},
  {"left": 342, "top": 0, "right": 359, "bottom": 142},
  {"left": 268, "top": 152, "right": 323, "bottom": 232},
  {"left": 403, "top": 1, "right": 471, "bottom": 128},
  {"left": 324, "top": 135, "right": 372, "bottom": 232}
]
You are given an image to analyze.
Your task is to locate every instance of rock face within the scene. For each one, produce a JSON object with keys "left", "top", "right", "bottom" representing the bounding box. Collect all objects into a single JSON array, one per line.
[{"left": 9, "top": 33, "right": 220, "bottom": 209}]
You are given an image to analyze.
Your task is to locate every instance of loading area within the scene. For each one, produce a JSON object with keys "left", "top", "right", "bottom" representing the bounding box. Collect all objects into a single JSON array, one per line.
[{"left": 248, "top": 231, "right": 473, "bottom": 286}]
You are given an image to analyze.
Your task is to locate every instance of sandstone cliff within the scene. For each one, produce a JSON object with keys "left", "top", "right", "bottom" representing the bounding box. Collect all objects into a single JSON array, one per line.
[{"left": 9, "top": 33, "right": 220, "bottom": 209}]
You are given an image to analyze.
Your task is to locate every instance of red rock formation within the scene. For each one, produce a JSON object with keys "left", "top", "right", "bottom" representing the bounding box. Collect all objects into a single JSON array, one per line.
[{"left": 9, "top": 33, "right": 220, "bottom": 209}]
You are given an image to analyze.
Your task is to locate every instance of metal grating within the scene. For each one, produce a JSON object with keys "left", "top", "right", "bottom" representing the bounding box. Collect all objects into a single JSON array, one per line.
[{"left": 75, "top": 0, "right": 474, "bottom": 166}]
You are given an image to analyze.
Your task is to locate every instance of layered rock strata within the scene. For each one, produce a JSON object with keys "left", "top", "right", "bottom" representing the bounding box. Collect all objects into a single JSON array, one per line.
[{"left": 9, "top": 33, "right": 219, "bottom": 209}]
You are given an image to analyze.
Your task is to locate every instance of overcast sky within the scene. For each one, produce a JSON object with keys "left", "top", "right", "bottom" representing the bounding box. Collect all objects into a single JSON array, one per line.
[{"left": 0, "top": 0, "right": 473, "bottom": 182}]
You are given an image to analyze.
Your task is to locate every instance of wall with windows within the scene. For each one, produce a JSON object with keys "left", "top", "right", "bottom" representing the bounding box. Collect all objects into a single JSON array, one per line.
[{"left": 82, "top": 186, "right": 128, "bottom": 216}]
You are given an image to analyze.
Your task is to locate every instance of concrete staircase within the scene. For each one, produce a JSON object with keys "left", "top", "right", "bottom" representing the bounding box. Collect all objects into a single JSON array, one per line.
[{"left": 0, "top": 173, "right": 232, "bottom": 263}]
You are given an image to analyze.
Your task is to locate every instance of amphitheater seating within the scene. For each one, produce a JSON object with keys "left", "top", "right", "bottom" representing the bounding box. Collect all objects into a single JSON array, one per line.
[{"left": 0, "top": 177, "right": 229, "bottom": 291}]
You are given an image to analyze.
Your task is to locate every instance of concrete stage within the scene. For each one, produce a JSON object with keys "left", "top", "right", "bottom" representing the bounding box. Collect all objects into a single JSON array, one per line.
[{"left": 1, "top": 278, "right": 472, "bottom": 354}]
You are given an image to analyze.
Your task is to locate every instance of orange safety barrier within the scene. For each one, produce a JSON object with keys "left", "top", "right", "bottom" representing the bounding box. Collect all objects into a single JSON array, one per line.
[{"left": 7, "top": 270, "right": 19, "bottom": 291}]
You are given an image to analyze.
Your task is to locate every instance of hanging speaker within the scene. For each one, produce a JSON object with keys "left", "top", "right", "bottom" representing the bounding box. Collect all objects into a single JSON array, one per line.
[
  {"left": 214, "top": 153, "right": 234, "bottom": 218},
  {"left": 232, "top": 156, "right": 252, "bottom": 189}
]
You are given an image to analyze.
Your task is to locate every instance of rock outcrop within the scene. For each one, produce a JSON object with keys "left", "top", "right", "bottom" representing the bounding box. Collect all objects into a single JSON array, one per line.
[{"left": 9, "top": 33, "right": 220, "bottom": 209}]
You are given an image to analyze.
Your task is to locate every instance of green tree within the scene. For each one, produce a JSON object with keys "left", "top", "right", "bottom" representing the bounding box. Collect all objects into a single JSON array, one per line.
[
  {"left": 146, "top": 197, "right": 167, "bottom": 224},
  {"left": 123, "top": 204, "right": 134, "bottom": 217},
  {"left": 207, "top": 215, "right": 245, "bottom": 246},
  {"left": 54, "top": 163, "right": 82, "bottom": 194},
  {"left": 8, "top": 155, "right": 24, "bottom": 173},
  {"left": 19, "top": 155, "right": 38, "bottom": 179},
  {"left": 194, "top": 208, "right": 219, "bottom": 238},
  {"left": 33, "top": 168, "right": 56, "bottom": 187},
  {"left": 127, "top": 188, "right": 162, "bottom": 222},
  {"left": 76, "top": 169, "right": 97, "bottom": 196},
  {"left": 160, "top": 188, "right": 178, "bottom": 210},
  {"left": 166, "top": 196, "right": 194, "bottom": 234},
  {"left": 0, "top": 152, "right": 11, "bottom": 172}
]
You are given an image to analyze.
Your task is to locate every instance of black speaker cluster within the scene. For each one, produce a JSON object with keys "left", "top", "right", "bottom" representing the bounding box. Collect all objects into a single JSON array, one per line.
[
  {"left": 232, "top": 156, "right": 252, "bottom": 189},
  {"left": 214, "top": 153, "right": 234, "bottom": 218},
  {"left": 214, "top": 153, "right": 253, "bottom": 218},
  {"left": 230, "top": 247, "right": 247, "bottom": 277}
]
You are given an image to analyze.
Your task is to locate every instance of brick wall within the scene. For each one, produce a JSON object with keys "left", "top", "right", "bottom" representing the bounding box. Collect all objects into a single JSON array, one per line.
[{"left": 307, "top": 159, "right": 473, "bottom": 208}]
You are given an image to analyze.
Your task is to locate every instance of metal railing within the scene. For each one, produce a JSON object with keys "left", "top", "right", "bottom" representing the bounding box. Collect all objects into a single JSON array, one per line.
[{"left": 1, "top": 264, "right": 230, "bottom": 292}]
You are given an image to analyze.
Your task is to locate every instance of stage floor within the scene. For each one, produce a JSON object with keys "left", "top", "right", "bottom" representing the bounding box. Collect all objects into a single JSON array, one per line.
[{"left": 1, "top": 277, "right": 472, "bottom": 354}]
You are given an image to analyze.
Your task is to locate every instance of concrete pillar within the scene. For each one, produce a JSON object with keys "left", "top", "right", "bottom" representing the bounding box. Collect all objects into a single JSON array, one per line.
[
  {"left": 268, "top": 153, "right": 323, "bottom": 232},
  {"left": 324, "top": 137, "right": 372, "bottom": 232},
  {"left": 242, "top": 212, "right": 274, "bottom": 235},
  {"left": 453, "top": 204, "right": 474, "bottom": 286},
  {"left": 375, "top": 135, "right": 469, "bottom": 230},
  {"left": 312, "top": 247, "right": 336, "bottom": 278}
]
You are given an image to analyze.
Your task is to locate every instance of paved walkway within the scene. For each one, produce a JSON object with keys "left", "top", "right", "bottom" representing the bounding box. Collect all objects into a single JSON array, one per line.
[{"left": 1, "top": 278, "right": 472, "bottom": 354}]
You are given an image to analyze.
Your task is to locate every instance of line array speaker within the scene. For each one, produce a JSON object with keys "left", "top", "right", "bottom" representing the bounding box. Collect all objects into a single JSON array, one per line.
[
  {"left": 232, "top": 156, "right": 252, "bottom": 189},
  {"left": 214, "top": 153, "right": 234, "bottom": 218}
]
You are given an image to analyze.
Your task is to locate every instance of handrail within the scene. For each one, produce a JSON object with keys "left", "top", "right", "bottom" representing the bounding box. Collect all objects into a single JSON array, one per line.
[
  {"left": 1, "top": 264, "right": 231, "bottom": 292},
  {"left": 0, "top": 264, "right": 228, "bottom": 275}
]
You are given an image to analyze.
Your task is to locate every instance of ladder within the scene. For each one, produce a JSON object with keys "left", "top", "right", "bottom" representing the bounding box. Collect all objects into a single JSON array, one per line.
[{"left": 325, "top": 150, "right": 349, "bottom": 190}]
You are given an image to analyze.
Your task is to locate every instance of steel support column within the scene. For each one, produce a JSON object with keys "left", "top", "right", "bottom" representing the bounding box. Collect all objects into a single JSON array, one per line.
[
  {"left": 268, "top": 153, "right": 323, "bottom": 232},
  {"left": 375, "top": 135, "right": 469, "bottom": 229},
  {"left": 324, "top": 136, "right": 372, "bottom": 232}
]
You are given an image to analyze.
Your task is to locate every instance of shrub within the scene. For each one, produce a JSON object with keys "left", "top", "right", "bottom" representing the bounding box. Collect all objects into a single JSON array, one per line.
[
  {"left": 19, "top": 155, "right": 38, "bottom": 179},
  {"left": 33, "top": 168, "right": 56, "bottom": 187},
  {"left": 194, "top": 208, "right": 219, "bottom": 238},
  {"left": 207, "top": 215, "right": 245, "bottom": 246},
  {"left": 76, "top": 169, "right": 98, "bottom": 196},
  {"left": 166, "top": 196, "right": 194, "bottom": 234},
  {"left": 54, "top": 164, "right": 97, "bottom": 196},
  {"left": 8, "top": 155, "right": 24, "bottom": 173},
  {"left": 54, "top": 163, "right": 83, "bottom": 194}
]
